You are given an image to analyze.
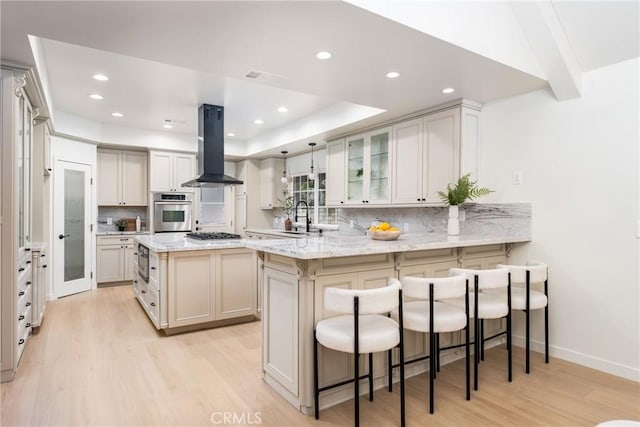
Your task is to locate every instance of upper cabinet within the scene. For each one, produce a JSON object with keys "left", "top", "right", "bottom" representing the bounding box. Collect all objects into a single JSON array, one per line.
[
  {"left": 259, "top": 158, "right": 283, "bottom": 209},
  {"left": 325, "top": 139, "right": 345, "bottom": 206},
  {"left": 149, "top": 150, "right": 196, "bottom": 193},
  {"left": 345, "top": 127, "right": 391, "bottom": 205},
  {"left": 97, "top": 149, "right": 148, "bottom": 206},
  {"left": 326, "top": 101, "right": 481, "bottom": 207}
]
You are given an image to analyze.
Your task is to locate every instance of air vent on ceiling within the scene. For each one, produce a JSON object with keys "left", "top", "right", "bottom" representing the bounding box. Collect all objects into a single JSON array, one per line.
[
  {"left": 245, "top": 69, "right": 288, "bottom": 85},
  {"left": 246, "top": 70, "right": 261, "bottom": 79}
]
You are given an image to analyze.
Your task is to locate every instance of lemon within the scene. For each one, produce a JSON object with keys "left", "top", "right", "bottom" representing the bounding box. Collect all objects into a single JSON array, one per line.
[
  {"left": 379, "top": 222, "right": 391, "bottom": 231},
  {"left": 389, "top": 226, "right": 399, "bottom": 231}
]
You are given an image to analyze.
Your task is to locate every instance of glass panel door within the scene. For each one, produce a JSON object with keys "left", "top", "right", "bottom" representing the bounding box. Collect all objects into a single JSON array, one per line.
[
  {"left": 346, "top": 137, "right": 364, "bottom": 203},
  {"left": 64, "top": 169, "right": 85, "bottom": 281},
  {"left": 368, "top": 130, "right": 389, "bottom": 202},
  {"left": 16, "top": 96, "right": 25, "bottom": 249}
]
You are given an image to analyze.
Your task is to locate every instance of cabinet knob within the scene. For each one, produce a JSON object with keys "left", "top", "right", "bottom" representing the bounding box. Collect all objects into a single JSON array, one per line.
[
  {"left": 134, "top": 253, "right": 138, "bottom": 256},
  {"left": 150, "top": 302, "right": 156, "bottom": 307},
  {"left": 26, "top": 281, "right": 32, "bottom": 286},
  {"left": 18, "top": 267, "right": 24, "bottom": 272},
  {"left": 18, "top": 315, "right": 24, "bottom": 321},
  {"left": 18, "top": 339, "right": 25, "bottom": 345},
  {"left": 340, "top": 201, "right": 344, "bottom": 204},
  {"left": 151, "top": 266, "right": 156, "bottom": 270},
  {"left": 26, "top": 302, "right": 31, "bottom": 307},
  {"left": 42, "top": 265, "right": 47, "bottom": 268},
  {"left": 25, "top": 323, "right": 31, "bottom": 328},
  {"left": 417, "top": 198, "right": 421, "bottom": 202},
  {"left": 41, "top": 254, "right": 45, "bottom": 257},
  {"left": 141, "top": 290, "right": 146, "bottom": 294},
  {"left": 25, "top": 248, "right": 31, "bottom": 252},
  {"left": 422, "top": 198, "right": 426, "bottom": 202},
  {"left": 18, "top": 291, "right": 24, "bottom": 296},
  {"left": 26, "top": 260, "right": 31, "bottom": 264}
]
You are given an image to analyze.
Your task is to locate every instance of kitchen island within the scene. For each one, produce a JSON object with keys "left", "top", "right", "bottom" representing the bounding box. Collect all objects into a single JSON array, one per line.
[
  {"left": 243, "top": 230, "right": 530, "bottom": 414},
  {"left": 133, "top": 233, "right": 257, "bottom": 334}
]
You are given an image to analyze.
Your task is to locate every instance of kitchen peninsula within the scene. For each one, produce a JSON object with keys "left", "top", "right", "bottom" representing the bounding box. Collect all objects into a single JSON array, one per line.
[{"left": 243, "top": 229, "right": 531, "bottom": 414}]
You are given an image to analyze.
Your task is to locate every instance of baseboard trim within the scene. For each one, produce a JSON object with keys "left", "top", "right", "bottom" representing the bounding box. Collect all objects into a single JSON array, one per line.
[{"left": 511, "top": 334, "right": 639, "bottom": 382}]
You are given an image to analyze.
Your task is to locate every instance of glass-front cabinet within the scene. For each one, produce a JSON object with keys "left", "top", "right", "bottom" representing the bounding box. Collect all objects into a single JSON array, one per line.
[
  {"left": 15, "top": 80, "right": 32, "bottom": 255},
  {"left": 345, "top": 127, "right": 391, "bottom": 205}
]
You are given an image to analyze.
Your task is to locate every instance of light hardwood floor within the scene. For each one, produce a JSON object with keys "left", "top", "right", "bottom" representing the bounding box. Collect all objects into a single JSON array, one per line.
[{"left": 1, "top": 285, "right": 638, "bottom": 426}]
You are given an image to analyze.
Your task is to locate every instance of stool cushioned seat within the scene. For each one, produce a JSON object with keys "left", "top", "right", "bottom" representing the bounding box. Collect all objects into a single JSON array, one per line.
[
  {"left": 393, "top": 301, "right": 467, "bottom": 333},
  {"left": 316, "top": 314, "right": 400, "bottom": 354}
]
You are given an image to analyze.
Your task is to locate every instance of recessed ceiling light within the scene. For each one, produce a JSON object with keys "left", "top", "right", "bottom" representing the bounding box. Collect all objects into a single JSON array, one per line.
[
  {"left": 88, "top": 93, "right": 104, "bottom": 100},
  {"left": 316, "top": 51, "right": 332, "bottom": 60},
  {"left": 277, "top": 106, "right": 288, "bottom": 113},
  {"left": 442, "top": 87, "right": 455, "bottom": 94},
  {"left": 93, "top": 74, "right": 109, "bottom": 81},
  {"left": 226, "top": 132, "right": 235, "bottom": 137},
  {"left": 111, "top": 112, "right": 123, "bottom": 118},
  {"left": 254, "top": 119, "right": 264, "bottom": 125},
  {"left": 162, "top": 124, "right": 173, "bottom": 129},
  {"left": 386, "top": 71, "right": 400, "bottom": 79}
]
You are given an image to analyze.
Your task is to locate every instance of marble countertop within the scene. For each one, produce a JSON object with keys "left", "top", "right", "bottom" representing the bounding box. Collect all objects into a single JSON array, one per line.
[
  {"left": 244, "top": 231, "right": 530, "bottom": 259},
  {"left": 245, "top": 228, "right": 310, "bottom": 238},
  {"left": 135, "top": 230, "right": 530, "bottom": 258},
  {"left": 135, "top": 233, "right": 247, "bottom": 253},
  {"left": 97, "top": 231, "right": 150, "bottom": 236}
]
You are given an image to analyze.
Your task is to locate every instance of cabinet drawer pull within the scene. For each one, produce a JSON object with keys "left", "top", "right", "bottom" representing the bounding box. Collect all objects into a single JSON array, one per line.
[
  {"left": 18, "top": 267, "right": 25, "bottom": 272},
  {"left": 42, "top": 265, "right": 47, "bottom": 268},
  {"left": 18, "top": 315, "right": 24, "bottom": 321},
  {"left": 26, "top": 281, "right": 32, "bottom": 286},
  {"left": 151, "top": 266, "right": 156, "bottom": 270},
  {"left": 120, "top": 238, "right": 128, "bottom": 241},
  {"left": 18, "top": 339, "right": 25, "bottom": 345},
  {"left": 134, "top": 253, "right": 138, "bottom": 256},
  {"left": 25, "top": 248, "right": 31, "bottom": 252},
  {"left": 25, "top": 323, "right": 31, "bottom": 328},
  {"left": 141, "top": 290, "right": 146, "bottom": 294},
  {"left": 26, "top": 260, "right": 31, "bottom": 264},
  {"left": 150, "top": 302, "right": 156, "bottom": 307},
  {"left": 18, "top": 291, "right": 24, "bottom": 296},
  {"left": 41, "top": 254, "right": 45, "bottom": 257},
  {"left": 25, "top": 302, "right": 31, "bottom": 307}
]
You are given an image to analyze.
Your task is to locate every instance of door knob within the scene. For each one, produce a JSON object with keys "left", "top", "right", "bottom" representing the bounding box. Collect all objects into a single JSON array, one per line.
[{"left": 58, "top": 234, "right": 70, "bottom": 239}]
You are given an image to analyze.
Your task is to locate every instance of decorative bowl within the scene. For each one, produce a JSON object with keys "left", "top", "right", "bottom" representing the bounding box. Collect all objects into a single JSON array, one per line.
[{"left": 367, "top": 229, "right": 402, "bottom": 241}]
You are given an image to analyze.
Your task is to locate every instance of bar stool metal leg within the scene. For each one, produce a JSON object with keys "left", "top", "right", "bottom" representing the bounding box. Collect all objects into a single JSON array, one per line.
[
  {"left": 525, "top": 270, "right": 531, "bottom": 374},
  {"left": 314, "top": 330, "right": 320, "bottom": 420},
  {"left": 474, "top": 275, "right": 479, "bottom": 391},
  {"left": 399, "top": 289, "right": 406, "bottom": 427},
  {"left": 507, "top": 276, "right": 513, "bottom": 382},
  {"left": 369, "top": 353, "right": 374, "bottom": 401},
  {"left": 544, "top": 278, "right": 549, "bottom": 364},
  {"left": 354, "top": 297, "right": 360, "bottom": 427},
  {"left": 387, "top": 349, "right": 393, "bottom": 392}
]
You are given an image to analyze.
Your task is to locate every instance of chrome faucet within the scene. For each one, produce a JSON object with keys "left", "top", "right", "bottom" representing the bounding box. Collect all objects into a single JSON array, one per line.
[{"left": 294, "top": 200, "right": 311, "bottom": 232}]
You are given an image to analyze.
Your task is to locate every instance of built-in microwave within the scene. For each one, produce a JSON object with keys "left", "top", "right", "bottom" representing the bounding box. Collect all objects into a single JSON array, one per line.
[
  {"left": 137, "top": 244, "right": 149, "bottom": 283},
  {"left": 153, "top": 193, "right": 193, "bottom": 233}
]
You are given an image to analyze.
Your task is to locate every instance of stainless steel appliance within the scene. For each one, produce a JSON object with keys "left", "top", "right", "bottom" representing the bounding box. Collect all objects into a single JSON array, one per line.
[
  {"left": 137, "top": 244, "right": 149, "bottom": 283},
  {"left": 153, "top": 193, "right": 193, "bottom": 232}
]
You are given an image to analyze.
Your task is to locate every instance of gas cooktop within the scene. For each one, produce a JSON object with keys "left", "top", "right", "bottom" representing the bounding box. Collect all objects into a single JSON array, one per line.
[{"left": 185, "top": 232, "right": 242, "bottom": 240}]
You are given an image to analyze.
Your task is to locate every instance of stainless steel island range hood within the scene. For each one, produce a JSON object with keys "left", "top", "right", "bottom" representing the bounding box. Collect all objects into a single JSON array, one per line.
[{"left": 181, "top": 104, "right": 243, "bottom": 187}]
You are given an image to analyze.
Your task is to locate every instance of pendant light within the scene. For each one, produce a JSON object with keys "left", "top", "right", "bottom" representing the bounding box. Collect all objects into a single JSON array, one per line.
[
  {"left": 307, "top": 142, "right": 316, "bottom": 181},
  {"left": 280, "top": 150, "right": 289, "bottom": 184}
]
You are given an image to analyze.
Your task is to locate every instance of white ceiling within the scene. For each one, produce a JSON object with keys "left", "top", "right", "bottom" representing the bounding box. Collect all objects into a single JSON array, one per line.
[{"left": 1, "top": 1, "right": 638, "bottom": 157}]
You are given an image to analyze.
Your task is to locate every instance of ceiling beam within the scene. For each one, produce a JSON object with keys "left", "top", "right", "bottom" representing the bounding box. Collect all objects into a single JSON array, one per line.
[{"left": 510, "top": 1, "right": 582, "bottom": 101}]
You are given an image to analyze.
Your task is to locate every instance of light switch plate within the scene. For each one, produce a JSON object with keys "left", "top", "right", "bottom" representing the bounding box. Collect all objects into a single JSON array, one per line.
[{"left": 512, "top": 170, "right": 523, "bottom": 185}]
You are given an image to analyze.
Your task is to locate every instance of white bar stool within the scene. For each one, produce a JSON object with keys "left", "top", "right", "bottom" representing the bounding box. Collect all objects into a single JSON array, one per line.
[
  {"left": 496, "top": 261, "right": 549, "bottom": 373},
  {"left": 391, "top": 272, "right": 471, "bottom": 414},
  {"left": 313, "top": 278, "right": 405, "bottom": 427},
  {"left": 448, "top": 267, "right": 512, "bottom": 390}
]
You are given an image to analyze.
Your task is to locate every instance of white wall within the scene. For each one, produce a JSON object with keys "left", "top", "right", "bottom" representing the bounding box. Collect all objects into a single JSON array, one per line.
[{"left": 480, "top": 58, "right": 639, "bottom": 381}]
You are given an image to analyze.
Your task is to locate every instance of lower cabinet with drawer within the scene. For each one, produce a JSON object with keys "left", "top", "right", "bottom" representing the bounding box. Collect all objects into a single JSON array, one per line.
[{"left": 97, "top": 235, "right": 140, "bottom": 284}]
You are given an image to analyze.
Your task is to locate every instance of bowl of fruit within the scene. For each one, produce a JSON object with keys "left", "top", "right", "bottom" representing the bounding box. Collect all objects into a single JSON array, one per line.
[{"left": 367, "top": 222, "right": 402, "bottom": 241}]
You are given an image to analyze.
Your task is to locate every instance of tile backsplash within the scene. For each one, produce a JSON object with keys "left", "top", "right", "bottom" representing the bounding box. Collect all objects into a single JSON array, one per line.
[
  {"left": 97, "top": 206, "right": 148, "bottom": 232},
  {"left": 335, "top": 203, "right": 531, "bottom": 237}
]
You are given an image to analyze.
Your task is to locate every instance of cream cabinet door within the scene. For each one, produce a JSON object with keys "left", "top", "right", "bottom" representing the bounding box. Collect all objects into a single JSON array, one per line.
[
  {"left": 391, "top": 118, "right": 423, "bottom": 204},
  {"left": 259, "top": 158, "right": 276, "bottom": 209},
  {"left": 168, "top": 252, "right": 215, "bottom": 327},
  {"left": 149, "top": 151, "right": 173, "bottom": 192},
  {"left": 423, "top": 108, "right": 460, "bottom": 203},
  {"left": 366, "top": 128, "right": 391, "bottom": 205},
  {"left": 216, "top": 249, "right": 257, "bottom": 320},
  {"left": 173, "top": 153, "right": 196, "bottom": 193},
  {"left": 325, "top": 139, "right": 345, "bottom": 206},
  {"left": 96, "top": 245, "right": 124, "bottom": 283},
  {"left": 123, "top": 245, "right": 136, "bottom": 281},
  {"left": 97, "top": 149, "right": 121, "bottom": 205},
  {"left": 122, "top": 151, "right": 148, "bottom": 205}
]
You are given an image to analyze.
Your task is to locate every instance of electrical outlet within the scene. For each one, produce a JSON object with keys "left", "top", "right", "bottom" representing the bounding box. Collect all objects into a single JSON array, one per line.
[
  {"left": 349, "top": 220, "right": 355, "bottom": 228},
  {"left": 106, "top": 217, "right": 112, "bottom": 225},
  {"left": 403, "top": 222, "right": 409, "bottom": 232},
  {"left": 512, "top": 170, "right": 523, "bottom": 185}
]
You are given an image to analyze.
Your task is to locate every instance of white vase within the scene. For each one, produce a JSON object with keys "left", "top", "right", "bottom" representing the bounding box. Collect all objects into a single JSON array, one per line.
[{"left": 448, "top": 205, "right": 460, "bottom": 235}]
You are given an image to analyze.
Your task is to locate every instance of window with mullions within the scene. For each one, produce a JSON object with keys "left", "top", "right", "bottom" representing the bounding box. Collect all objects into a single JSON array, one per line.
[{"left": 290, "top": 172, "right": 337, "bottom": 225}]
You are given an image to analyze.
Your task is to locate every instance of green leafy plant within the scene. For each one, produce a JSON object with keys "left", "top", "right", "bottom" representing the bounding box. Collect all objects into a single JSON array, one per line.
[
  {"left": 438, "top": 173, "right": 494, "bottom": 206},
  {"left": 114, "top": 218, "right": 128, "bottom": 230}
]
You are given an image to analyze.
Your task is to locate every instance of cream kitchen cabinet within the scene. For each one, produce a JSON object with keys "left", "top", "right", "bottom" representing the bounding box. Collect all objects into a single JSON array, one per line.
[
  {"left": 345, "top": 127, "right": 391, "bottom": 205},
  {"left": 149, "top": 150, "right": 196, "bottom": 193},
  {"left": 259, "top": 158, "right": 283, "bottom": 209},
  {"left": 96, "top": 235, "right": 138, "bottom": 283},
  {"left": 324, "top": 138, "right": 346, "bottom": 206},
  {"left": 167, "top": 248, "right": 257, "bottom": 328},
  {"left": 30, "top": 245, "right": 48, "bottom": 328},
  {"left": 97, "top": 149, "right": 148, "bottom": 206}
]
